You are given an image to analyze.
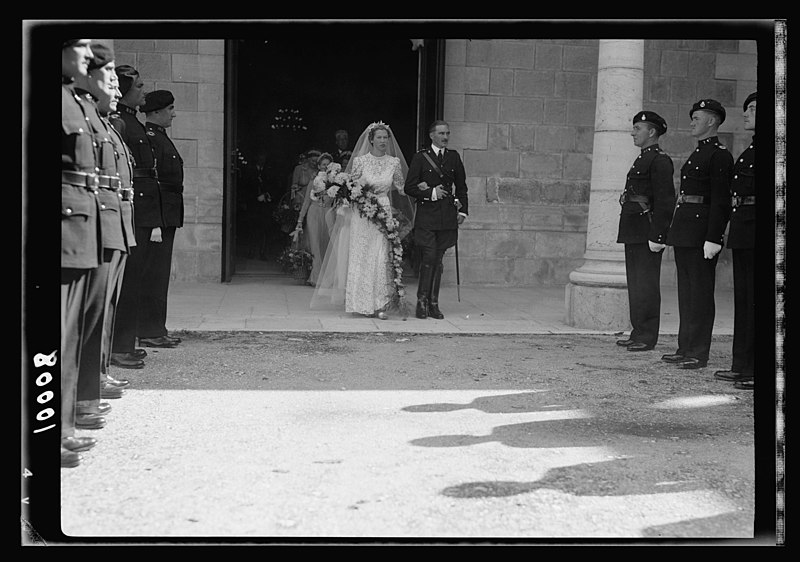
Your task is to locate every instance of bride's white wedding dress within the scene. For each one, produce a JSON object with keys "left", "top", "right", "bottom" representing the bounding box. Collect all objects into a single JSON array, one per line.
[{"left": 345, "top": 153, "right": 404, "bottom": 315}]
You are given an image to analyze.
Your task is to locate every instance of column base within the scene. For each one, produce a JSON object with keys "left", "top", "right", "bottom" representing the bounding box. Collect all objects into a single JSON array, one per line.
[{"left": 564, "top": 282, "right": 631, "bottom": 330}]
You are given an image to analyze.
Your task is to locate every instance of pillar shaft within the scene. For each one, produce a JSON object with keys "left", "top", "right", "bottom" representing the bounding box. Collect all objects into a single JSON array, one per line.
[{"left": 566, "top": 40, "right": 644, "bottom": 329}]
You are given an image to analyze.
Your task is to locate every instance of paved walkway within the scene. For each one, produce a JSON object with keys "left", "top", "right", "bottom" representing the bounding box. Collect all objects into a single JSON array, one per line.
[{"left": 166, "top": 274, "right": 734, "bottom": 336}]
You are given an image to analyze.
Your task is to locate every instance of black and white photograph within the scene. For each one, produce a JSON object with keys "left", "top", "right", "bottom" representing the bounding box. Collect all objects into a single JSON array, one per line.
[{"left": 24, "top": 18, "right": 783, "bottom": 546}]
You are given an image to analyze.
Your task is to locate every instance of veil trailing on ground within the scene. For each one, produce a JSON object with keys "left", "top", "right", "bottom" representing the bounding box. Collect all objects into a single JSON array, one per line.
[{"left": 311, "top": 121, "right": 416, "bottom": 310}]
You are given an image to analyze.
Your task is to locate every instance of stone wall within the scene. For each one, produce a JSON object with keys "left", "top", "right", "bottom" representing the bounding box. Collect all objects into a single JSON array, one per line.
[
  {"left": 112, "top": 39, "right": 226, "bottom": 283},
  {"left": 442, "top": 38, "right": 757, "bottom": 288}
]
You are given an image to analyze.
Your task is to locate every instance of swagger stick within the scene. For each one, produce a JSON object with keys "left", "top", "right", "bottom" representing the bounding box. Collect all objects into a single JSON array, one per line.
[{"left": 454, "top": 240, "right": 461, "bottom": 302}]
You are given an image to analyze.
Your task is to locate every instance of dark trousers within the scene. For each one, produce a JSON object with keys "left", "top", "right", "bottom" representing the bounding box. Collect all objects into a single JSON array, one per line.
[
  {"left": 673, "top": 246, "right": 719, "bottom": 361},
  {"left": 77, "top": 249, "right": 122, "bottom": 403},
  {"left": 139, "top": 226, "right": 176, "bottom": 338},
  {"left": 101, "top": 252, "right": 127, "bottom": 375},
  {"left": 61, "top": 268, "right": 90, "bottom": 438},
  {"left": 113, "top": 226, "right": 157, "bottom": 353},
  {"left": 624, "top": 243, "right": 664, "bottom": 347},
  {"left": 731, "top": 248, "right": 755, "bottom": 375},
  {"left": 415, "top": 227, "right": 457, "bottom": 303}
]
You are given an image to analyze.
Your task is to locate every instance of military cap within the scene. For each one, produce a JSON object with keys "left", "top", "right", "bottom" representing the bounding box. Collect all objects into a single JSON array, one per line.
[
  {"left": 632, "top": 110, "right": 667, "bottom": 135},
  {"left": 743, "top": 91, "right": 757, "bottom": 112},
  {"left": 140, "top": 90, "right": 174, "bottom": 113},
  {"left": 115, "top": 64, "right": 139, "bottom": 95},
  {"left": 87, "top": 42, "right": 114, "bottom": 71},
  {"left": 690, "top": 98, "right": 726, "bottom": 124}
]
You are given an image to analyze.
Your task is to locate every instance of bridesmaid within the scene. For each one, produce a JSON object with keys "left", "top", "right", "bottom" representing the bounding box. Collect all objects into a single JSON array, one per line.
[{"left": 295, "top": 152, "right": 334, "bottom": 286}]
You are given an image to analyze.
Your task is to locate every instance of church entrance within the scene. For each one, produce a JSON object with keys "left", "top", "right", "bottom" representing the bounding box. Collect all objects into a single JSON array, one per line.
[{"left": 226, "top": 38, "right": 435, "bottom": 280}]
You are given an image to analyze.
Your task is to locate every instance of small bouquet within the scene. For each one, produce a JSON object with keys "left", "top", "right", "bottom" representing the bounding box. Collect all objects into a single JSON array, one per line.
[
  {"left": 273, "top": 191, "right": 300, "bottom": 234},
  {"left": 277, "top": 246, "right": 313, "bottom": 280}
]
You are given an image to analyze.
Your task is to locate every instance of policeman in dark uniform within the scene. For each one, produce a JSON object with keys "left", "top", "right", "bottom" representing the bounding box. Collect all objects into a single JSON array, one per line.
[
  {"left": 110, "top": 65, "right": 170, "bottom": 365},
  {"left": 139, "top": 90, "right": 184, "bottom": 347},
  {"left": 404, "top": 120, "right": 469, "bottom": 320},
  {"left": 662, "top": 99, "right": 733, "bottom": 369},
  {"left": 61, "top": 39, "right": 101, "bottom": 467},
  {"left": 616, "top": 111, "right": 676, "bottom": 352},
  {"left": 73, "top": 42, "right": 127, "bottom": 431},
  {"left": 714, "top": 92, "right": 757, "bottom": 390}
]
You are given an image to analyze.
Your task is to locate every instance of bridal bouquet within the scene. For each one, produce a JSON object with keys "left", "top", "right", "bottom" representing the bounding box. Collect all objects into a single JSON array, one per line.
[{"left": 312, "top": 162, "right": 411, "bottom": 317}]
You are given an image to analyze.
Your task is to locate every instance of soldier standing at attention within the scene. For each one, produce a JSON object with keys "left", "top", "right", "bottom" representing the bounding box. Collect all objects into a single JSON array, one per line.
[
  {"left": 616, "top": 111, "right": 676, "bottom": 352},
  {"left": 61, "top": 39, "right": 101, "bottom": 467},
  {"left": 714, "top": 92, "right": 757, "bottom": 390},
  {"left": 662, "top": 99, "right": 733, "bottom": 370},
  {"left": 110, "top": 65, "right": 171, "bottom": 367},
  {"left": 72, "top": 42, "right": 127, "bottom": 433},
  {"left": 138, "top": 90, "right": 184, "bottom": 348}
]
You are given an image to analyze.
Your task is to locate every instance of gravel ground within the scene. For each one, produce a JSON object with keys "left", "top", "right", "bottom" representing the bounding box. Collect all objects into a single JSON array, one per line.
[{"left": 57, "top": 331, "right": 757, "bottom": 544}]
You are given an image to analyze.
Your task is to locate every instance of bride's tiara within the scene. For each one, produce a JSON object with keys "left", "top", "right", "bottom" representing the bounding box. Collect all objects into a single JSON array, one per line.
[{"left": 366, "top": 120, "right": 390, "bottom": 134}]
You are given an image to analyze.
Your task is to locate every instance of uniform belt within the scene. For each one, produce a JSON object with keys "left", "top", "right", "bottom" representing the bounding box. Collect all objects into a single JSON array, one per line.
[
  {"left": 620, "top": 193, "right": 650, "bottom": 205},
  {"left": 731, "top": 195, "right": 755, "bottom": 207},
  {"left": 62, "top": 170, "right": 100, "bottom": 191},
  {"left": 133, "top": 167, "right": 158, "bottom": 179},
  {"left": 676, "top": 194, "right": 707, "bottom": 205},
  {"left": 159, "top": 182, "right": 183, "bottom": 193},
  {"left": 97, "top": 175, "right": 121, "bottom": 191}
]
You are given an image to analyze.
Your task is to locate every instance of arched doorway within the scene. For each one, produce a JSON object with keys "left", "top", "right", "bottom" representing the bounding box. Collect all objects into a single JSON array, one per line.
[{"left": 223, "top": 38, "right": 443, "bottom": 280}]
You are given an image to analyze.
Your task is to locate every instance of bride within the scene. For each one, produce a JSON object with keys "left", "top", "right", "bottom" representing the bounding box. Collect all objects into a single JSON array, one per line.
[{"left": 311, "top": 121, "right": 415, "bottom": 318}]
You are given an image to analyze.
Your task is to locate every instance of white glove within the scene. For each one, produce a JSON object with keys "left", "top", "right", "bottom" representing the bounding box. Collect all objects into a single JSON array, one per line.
[
  {"left": 703, "top": 241, "right": 722, "bottom": 259},
  {"left": 648, "top": 241, "right": 666, "bottom": 252}
]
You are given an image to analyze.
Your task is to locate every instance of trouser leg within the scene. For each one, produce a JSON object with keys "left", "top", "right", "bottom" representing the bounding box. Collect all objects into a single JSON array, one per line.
[
  {"left": 626, "top": 243, "right": 663, "bottom": 347},
  {"left": 61, "top": 268, "right": 89, "bottom": 439},
  {"left": 77, "top": 250, "right": 117, "bottom": 404},
  {"left": 113, "top": 227, "right": 151, "bottom": 353},
  {"left": 139, "top": 226, "right": 175, "bottom": 338},
  {"left": 674, "top": 246, "right": 718, "bottom": 361},
  {"left": 102, "top": 252, "right": 126, "bottom": 374},
  {"left": 731, "top": 248, "right": 755, "bottom": 375}
]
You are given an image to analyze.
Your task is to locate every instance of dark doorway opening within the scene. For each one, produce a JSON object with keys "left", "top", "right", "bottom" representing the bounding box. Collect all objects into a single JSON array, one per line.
[{"left": 232, "top": 39, "right": 420, "bottom": 278}]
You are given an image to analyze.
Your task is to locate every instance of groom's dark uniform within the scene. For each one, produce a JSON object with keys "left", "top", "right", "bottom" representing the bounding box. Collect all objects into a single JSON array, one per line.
[{"left": 405, "top": 145, "right": 468, "bottom": 319}]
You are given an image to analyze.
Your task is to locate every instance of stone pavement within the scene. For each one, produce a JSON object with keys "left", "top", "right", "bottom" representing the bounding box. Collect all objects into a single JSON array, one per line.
[{"left": 166, "top": 275, "right": 734, "bottom": 336}]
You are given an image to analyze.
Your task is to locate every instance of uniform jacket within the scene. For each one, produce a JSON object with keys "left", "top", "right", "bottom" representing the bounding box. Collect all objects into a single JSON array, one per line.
[
  {"left": 726, "top": 137, "right": 755, "bottom": 249},
  {"left": 77, "top": 90, "right": 126, "bottom": 254},
  {"left": 114, "top": 104, "right": 163, "bottom": 228},
  {"left": 617, "top": 144, "right": 675, "bottom": 245},
  {"left": 404, "top": 146, "right": 469, "bottom": 231},
  {"left": 665, "top": 136, "right": 733, "bottom": 248},
  {"left": 106, "top": 116, "right": 136, "bottom": 252},
  {"left": 61, "top": 83, "right": 101, "bottom": 269},
  {"left": 146, "top": 122, "right": 184, "bottom": 228}
]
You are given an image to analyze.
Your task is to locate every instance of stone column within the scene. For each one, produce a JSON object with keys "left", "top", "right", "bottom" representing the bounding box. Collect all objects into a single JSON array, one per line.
[{"left": 565, "top": 40, "right": 644, "bottom": 329}]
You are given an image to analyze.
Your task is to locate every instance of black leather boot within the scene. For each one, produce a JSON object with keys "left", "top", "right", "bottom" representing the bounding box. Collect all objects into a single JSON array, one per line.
[
  {"left": 416, "top": 263, "right": 432, "bottom": 319},
  {"left": 428, "top": 262, "right": 444, "bottom": 319}
]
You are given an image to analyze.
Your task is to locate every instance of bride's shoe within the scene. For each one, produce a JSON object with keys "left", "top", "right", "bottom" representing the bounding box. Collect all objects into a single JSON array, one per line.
[{"left": 376, "top": 311, "right": 388, "bottom": 320}]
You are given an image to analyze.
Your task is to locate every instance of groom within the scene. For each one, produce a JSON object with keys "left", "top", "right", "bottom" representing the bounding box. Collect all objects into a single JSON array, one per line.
[{"left": 405, "top": 120, "right": 469, "bottom": 319}]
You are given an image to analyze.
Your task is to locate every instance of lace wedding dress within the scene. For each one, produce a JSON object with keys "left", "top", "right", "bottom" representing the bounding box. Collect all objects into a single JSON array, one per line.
[{"left": 344, "top": 153, "right": 405, "bottom": 315}]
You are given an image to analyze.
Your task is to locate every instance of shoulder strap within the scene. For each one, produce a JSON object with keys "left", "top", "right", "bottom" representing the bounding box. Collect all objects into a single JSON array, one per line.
[{"left": 422, "top": 151, "right": 444, "bottom": 179}]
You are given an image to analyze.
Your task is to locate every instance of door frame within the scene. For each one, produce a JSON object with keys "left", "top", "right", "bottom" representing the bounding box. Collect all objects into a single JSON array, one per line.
[
  {"left": 222, "top": 39, "right": 239, "bottom": 282},
  {"left": 221, "top": 38, "right": 446, "bottom": 281}
]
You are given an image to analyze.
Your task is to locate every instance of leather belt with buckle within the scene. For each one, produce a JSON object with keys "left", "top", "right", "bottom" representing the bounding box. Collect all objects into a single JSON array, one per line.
[
  {"left": 62, "top": 170, "right": 100, "bottom": 191},
  {"left": 97, "top": 175, "right": 122, "bottom": 191},
  {"left": 676, "top": 194, "right": 707, "bottom": 205},
  {"left": 731, "top": 195, "right": 755, "bottom": 208}
]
